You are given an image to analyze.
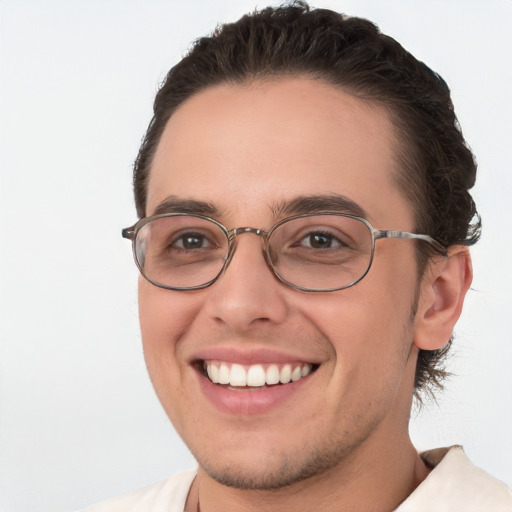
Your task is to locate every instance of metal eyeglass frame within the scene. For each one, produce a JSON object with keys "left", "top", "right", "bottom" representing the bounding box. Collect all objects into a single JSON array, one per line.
[{"left": 122, "top": 212, "right": 447, "bottom": 293}]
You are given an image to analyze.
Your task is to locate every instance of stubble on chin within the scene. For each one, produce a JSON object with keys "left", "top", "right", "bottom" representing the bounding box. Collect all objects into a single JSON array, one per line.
[{"left": 195, "top": 426, "right": 373, "bottom": 491}]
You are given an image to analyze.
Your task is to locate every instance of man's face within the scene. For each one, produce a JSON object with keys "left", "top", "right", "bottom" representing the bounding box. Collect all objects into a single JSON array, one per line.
[{"left": 139, "top": 78, "right": 424, "bottom": 488}]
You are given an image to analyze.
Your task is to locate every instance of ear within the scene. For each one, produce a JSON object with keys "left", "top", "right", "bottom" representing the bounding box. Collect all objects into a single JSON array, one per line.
[{"left": 413, "top": 246, "right": 473, "bottom": 350}]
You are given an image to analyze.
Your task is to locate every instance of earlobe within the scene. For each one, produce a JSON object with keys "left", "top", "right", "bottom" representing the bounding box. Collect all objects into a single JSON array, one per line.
[{"left": 413, "top": 246, "right": 473, "bottom": 350}]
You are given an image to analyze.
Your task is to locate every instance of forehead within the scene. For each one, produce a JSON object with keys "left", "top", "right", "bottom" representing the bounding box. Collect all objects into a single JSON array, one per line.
[{"left": 147, "top": 78, "right": 412, "bottom": 228}]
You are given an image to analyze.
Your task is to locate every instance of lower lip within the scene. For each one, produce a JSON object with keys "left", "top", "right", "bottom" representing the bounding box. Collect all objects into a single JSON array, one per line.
[{"left": 197, "top": 370, "right": 311, "bottom": 415}]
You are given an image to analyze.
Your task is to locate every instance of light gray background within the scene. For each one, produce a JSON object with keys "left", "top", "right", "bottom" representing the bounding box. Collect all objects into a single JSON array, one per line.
[{"left": 1, "top": 1, "right": 511, "bottom": 511}]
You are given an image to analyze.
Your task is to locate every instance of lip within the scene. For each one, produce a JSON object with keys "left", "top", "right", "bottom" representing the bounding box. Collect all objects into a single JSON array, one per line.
[
  {"left": 191, "top": 347, "right": 320, "bottom": 415},
  {"left": 191, "top": 346, "right": 320, "bottom": 366},
  {"left": 197, "top": 368, "right": 312, "bottom": 415}
]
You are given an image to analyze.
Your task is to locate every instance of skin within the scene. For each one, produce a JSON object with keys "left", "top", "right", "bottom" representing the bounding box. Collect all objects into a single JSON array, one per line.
[{"left": 138, "top": 78, "right": 472, "bottom": 512}]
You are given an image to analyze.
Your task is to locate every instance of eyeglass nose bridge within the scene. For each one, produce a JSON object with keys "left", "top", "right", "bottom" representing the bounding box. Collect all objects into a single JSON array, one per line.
[
  {"left": 231, "top": 227, "right": 265, "bottom": 237},
  {"left": 221, "top": 226, "right": 273, "bottom": 277}
]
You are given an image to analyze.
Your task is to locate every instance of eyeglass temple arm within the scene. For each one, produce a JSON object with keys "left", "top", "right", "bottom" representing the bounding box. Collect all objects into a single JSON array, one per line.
[
  {"left": 122, "top": 227, "right": 136, "bottom": 240},
  {"left": 375, "top": 230, "right": 447, "bottom": 254}
]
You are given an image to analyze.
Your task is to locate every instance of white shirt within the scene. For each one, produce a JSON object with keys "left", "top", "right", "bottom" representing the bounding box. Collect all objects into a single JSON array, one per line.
[
  {"left": 80, "top": 446, "right": 512, "bottom": 511},
  {"left": 396, "top": 446, "right": 512, "bottom": 511}
]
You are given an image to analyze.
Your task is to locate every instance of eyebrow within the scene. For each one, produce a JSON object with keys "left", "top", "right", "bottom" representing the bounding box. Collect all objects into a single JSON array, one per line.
[
  {"left": 152, "top": 196, "right": 222, "bottom": 217},
  {"left": 271, "top": 194, "right": 368, "bottom": 219},
  {"left": 151, "top": 193, "right": 367, "bottom": 221}
]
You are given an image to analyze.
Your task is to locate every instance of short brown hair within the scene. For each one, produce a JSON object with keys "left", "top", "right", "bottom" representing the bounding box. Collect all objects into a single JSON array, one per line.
[{"left": 132, "top": 1, "right": 481, "bottom": 399}]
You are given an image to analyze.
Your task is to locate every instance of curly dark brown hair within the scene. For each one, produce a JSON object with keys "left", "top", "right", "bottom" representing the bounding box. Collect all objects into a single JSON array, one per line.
[{"left": 132, "top": 2, "right": 481, "bottom": 400}]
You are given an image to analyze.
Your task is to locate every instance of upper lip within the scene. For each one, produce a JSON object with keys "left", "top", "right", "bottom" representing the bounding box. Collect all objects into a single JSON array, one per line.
[{"left": 190, "top": 346, "right": 323, "bottom": 366}]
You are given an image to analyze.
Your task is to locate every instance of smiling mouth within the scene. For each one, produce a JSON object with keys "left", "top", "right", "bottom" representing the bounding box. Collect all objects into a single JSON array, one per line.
[{"left": 200, "top": 361, "right": 317, "bottom": 389}]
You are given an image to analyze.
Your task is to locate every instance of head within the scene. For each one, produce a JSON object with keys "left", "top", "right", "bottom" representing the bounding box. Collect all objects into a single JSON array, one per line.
[
  {"left": 127, "top": 1, "right": 477, "bottom": 493},
  {"left": 132, "top": 2, "right": 480, "bottom": 400}
]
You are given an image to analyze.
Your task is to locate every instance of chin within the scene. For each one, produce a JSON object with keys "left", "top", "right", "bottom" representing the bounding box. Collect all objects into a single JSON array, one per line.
[{"left": 195, "top": 439, "right": 349, "bottom": 491}]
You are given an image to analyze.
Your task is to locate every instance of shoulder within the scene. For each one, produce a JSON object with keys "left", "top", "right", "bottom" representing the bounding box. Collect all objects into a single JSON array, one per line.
[
  {"left": 397, "top": 446, "right": 512, "bottom": 511},
  {"left": 78, "top": 470, "right": 196, "bottom": 512}
]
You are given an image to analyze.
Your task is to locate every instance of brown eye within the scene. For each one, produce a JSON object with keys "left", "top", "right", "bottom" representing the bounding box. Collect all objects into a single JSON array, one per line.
[
  {"left": 299, "top": 232, "right": 345, "bottom": 249},
  {"left": 172, "top": 233, "right": 212, "bottom": 250}
]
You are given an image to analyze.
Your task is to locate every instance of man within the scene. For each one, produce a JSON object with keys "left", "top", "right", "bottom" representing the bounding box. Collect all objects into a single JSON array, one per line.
[{"left": 83, "top": 3, "right": 511, "bottom": 510}]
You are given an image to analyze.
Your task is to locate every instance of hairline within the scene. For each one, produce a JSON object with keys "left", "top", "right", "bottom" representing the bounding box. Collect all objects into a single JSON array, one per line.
[{"left": 140, "top": 73, "right": 426, "bottom": 235}]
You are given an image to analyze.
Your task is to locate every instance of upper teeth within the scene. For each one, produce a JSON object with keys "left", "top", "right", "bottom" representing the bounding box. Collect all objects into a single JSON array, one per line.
[{"left": 205, "top": 361, "right": 312, "bottom": 387}]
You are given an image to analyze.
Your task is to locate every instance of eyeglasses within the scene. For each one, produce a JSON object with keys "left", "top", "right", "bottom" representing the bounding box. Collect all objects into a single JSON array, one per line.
[{"left": 122, "top": 212, "right": 446, "bottom": 293}]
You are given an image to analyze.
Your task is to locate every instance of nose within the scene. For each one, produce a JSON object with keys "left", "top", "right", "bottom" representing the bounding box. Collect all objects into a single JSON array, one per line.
[{"left": 202, "top": 232, "right": 289, "bottom": 332}]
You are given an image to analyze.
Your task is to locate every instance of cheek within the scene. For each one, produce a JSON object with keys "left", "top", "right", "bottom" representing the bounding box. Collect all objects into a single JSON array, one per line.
[
  {"left": 307, "top": 257, "right": 417, "bottom": 376},
  {"left": 138, "top": 279, "right": 197, "bottom": 342},
  {"left": 138, "top": 280, "right": 200, "bottom": 386},
  {"left": 137, "top": 281, "right": 209, "bottom": 432}
]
